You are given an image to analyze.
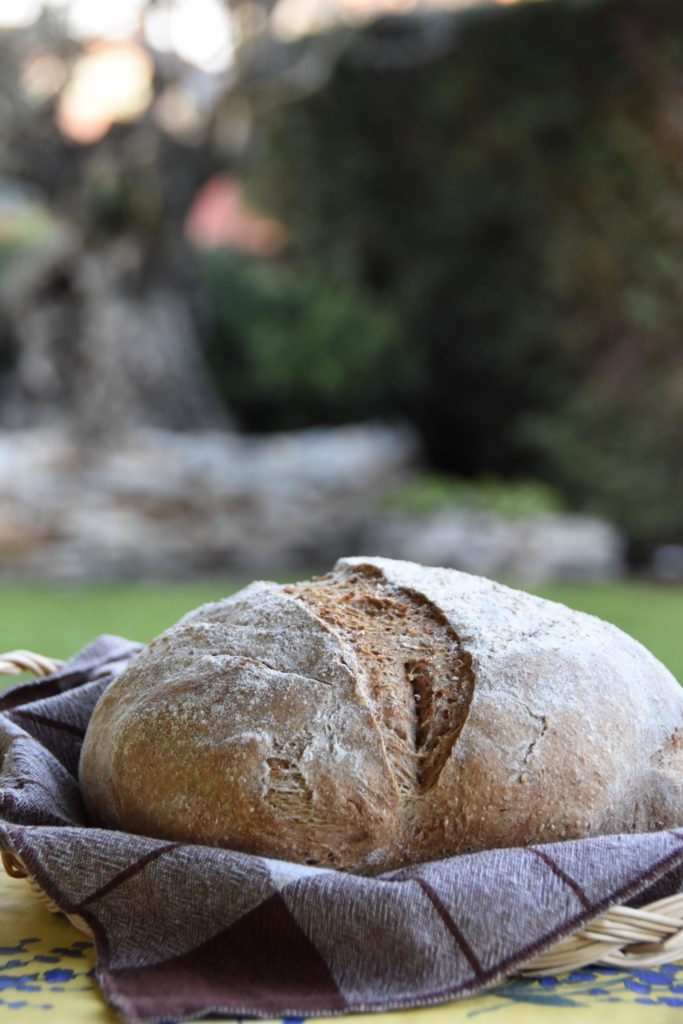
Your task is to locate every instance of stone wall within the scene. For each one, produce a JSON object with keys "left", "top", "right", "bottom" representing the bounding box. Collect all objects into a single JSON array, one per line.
[
  {"left": 0, "top": 425, "right": 626, "bottom": 582},
  {"left": 0, "top": 424, "right": 417, "bottom": 580}
]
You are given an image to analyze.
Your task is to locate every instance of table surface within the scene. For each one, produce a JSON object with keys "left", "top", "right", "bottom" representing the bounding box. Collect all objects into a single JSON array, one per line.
[{"left": 1, "top": 870, "right": 681, "bottom": 1024}]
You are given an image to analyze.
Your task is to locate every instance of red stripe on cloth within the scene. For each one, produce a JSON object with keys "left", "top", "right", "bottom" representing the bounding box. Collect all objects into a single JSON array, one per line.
[
  {"left": 414, "top": 877, "right": 486, "bottom": 983},
  {"left": 527, "top": 847, "right": 592, "bottom": 910},
  {"left": 11, "top": 709, "right": 86, "bottom": 739},
  {"left": 80, "top": 843, "right": 184, "bottom": 906}
]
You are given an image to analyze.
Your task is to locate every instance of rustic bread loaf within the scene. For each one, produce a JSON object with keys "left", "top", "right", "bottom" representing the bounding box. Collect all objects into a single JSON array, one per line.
[{"left": 79, "top": 557, "right": 683, "bottom": 874}]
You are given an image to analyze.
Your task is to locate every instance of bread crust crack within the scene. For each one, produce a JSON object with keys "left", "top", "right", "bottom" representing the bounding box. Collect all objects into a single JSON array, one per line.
[{"left": 288, "top": 568, "right": 475, "bottom": 795}]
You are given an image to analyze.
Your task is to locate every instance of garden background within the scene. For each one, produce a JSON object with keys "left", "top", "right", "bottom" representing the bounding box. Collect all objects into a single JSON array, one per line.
[{"left": 0, "top": 0, "right": 681, "bottom": 682}]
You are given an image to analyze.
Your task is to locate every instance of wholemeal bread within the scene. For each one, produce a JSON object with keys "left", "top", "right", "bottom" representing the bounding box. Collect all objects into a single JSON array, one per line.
[{"left": 79, "top": 557, "right": 683, "bottom": 874}]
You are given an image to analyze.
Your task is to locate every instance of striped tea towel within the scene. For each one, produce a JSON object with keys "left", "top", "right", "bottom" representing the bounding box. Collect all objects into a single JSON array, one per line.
[{"left": 0, "top": 637, "right": 681, "bottom": 1023}]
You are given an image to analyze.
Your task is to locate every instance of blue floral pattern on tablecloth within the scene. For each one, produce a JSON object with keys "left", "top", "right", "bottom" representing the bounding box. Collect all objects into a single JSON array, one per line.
[
  {"left": 0, "top": 936, "right": 95, "bottom": 1014},
  {"left": 466, "top": 965, "right": 683, "bottom": 1015}
]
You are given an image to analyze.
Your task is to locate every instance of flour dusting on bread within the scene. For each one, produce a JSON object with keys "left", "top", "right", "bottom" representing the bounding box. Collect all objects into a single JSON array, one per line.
[{"left": 79, "top": 557, "right": 683, "bottom": 874}]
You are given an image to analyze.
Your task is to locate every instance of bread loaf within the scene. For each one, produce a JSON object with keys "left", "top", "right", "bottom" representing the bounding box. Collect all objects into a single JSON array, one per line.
[{"left": 79, "top": 557, "right": 683, "bottom": 874}]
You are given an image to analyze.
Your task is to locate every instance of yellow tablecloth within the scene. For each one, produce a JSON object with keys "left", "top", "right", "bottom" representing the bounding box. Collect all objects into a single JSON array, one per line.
[{"left": 1, "top": 869, "right": 681, "bottom": 1024}]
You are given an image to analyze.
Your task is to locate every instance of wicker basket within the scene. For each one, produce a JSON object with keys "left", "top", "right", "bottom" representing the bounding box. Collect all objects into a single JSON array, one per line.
[{"left": 1, "top": 649, "right": 682, "bottom": 977}]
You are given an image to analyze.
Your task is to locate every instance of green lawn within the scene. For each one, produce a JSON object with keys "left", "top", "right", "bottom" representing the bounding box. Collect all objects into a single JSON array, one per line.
[{"left": 0, "top": 578, "right": 681, "bottom": 689}]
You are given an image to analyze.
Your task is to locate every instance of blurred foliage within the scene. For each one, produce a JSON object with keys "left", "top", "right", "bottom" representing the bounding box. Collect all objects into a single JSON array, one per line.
[
  {"left": 0, "top": 240, "right": 25, "bottom": 377},
  {"left": 0, "top": 240, "right": 28, "bottom": 279},
  {"left": 200, "top": 251, "right": 417, "bottom": 430},
  {"left": 243, "top": 0, "right": 683, "bottom": 547},
  {"left": 383, "top": 473, "right": 564, "bottom": 519}
]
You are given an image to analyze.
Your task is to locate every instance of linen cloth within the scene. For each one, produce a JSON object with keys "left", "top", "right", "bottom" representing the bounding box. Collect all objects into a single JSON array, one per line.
[{"left": 0, "top": 637, "right": 681, "bottom": 1024}]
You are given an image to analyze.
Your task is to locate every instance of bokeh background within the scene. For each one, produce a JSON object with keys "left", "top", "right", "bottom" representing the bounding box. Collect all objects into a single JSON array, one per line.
[{"left": 0, "top": 0, "right": 681, "bottom": 679}]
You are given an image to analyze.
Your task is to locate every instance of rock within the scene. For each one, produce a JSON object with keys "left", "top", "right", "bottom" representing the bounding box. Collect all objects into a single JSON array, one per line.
[
  {"left": 0, "top": 426, "right": 626, "bottom": 583},
  {"left": 0, "top": 424, "right": 418, "bottom": 581},
  {"left": 362, "top": 510, "right": 625, "bottom": 583},
  {"left": 510, "top": 515, "right": 625, "bottom": 581},
  {"left": 363, "top": 510, "right": 511, "bottom": 578},
  {"left": 651, "top": 544, "right": 683, "bottom": 582}
]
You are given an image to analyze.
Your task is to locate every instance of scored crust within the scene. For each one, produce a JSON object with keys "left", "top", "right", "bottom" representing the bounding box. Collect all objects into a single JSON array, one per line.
[
  {"left": 285, "top": 566, "right": 475, "bottom": 795},
  {"left": 79, "top": 558, "right": 683, "bottom": 873}
]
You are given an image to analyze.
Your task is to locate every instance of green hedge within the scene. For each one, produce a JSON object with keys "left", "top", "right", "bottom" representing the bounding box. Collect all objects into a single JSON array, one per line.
[
  {"left": 243, "top": 0, "right": 683, "bottom": 546},
  {"left": 0, "top": 242, "right": 20, "bottom": 378},
  {"left": 382, "top": 473, "right": 565, "bottom": 519},
  {"left": 200, "top": 252, "right": 416, "bottom": 431}
]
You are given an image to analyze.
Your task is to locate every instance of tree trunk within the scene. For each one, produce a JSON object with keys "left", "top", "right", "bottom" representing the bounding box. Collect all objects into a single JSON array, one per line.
[{"left": 1, "top": 226, "right": 228, "bottom": 442}]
